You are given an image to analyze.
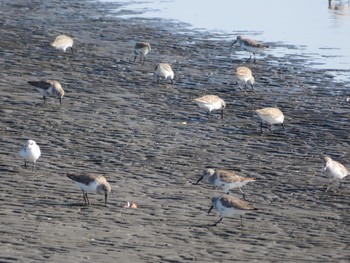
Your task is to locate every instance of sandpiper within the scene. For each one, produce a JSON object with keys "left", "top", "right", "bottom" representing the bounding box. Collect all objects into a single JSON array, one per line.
[
  {"left": 51, "top": 34, "right": 74, "bottom": 54},
  {"left": 208, "top": 195, "right": 257, "bottom": 226},
  {"left": 195, "top": 168, "right": 256, "bottom": 200},
  {"left": 155, "top": 63, "right": 174, "bottom": 84},
  {"left": 193, "top": 95, "right": 226, "bottom": 119},
  {"left": 19, "top": 140, "right": 41, "bottom": 171},
  {"left": 322, "top": 156, "right": 349, "bottom": 192},
  {"left": 236, "top": 66, "right": 255, "bottom": 92},
  {"left": 255, "top": 107, "right": 284, "bottom": 133},
  {"left": 134, "top": 42, "right": 151, "bottom": 64},
  {"left": 28, "top": 80, "right": 65, "bottom": 105},
  {"left": 67, "top": 173, "right": 112, "bottom": 205},
  {"left": 231, "top": 35, "right": 269, "bottom": 63}
]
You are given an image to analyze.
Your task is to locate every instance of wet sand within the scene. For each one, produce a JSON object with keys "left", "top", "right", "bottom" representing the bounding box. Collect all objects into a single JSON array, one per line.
[{"left": 0, "top": 0, "right": 349, "bottom": 262}]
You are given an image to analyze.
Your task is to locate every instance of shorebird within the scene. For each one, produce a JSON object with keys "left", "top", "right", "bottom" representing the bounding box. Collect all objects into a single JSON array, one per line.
[
  {"left": 193, "top": 95, "right": 226, "bottom": 119},
  {"left": 28, "top": 80, "right": 65, "bottom": 105},
  {"left": 51, "top": 34, "right": 74, "bottom": 54},
  {"left": 155, "top": 63, "right": 174, "bottom": 84},
  {"left": 195, "top": 169, "right": 256, "bottom": 200},
  {"left": 67, "top": 173, "right": 112, "bottom": 205},
  {"left": 19, "top": 140, "right": 41, "bottom": 171},
  {"left": 134, "top": 42, "right": 151, "bottom": 64},
  {"left": 236, "top": 66, "right": 255, "bottom": 92},
  {"left": 322, "top": 156, "right": 349, "bottom": 192},
  {"left": 231, "top": 35, "right": 269, "bottom": 63},
  {"left": 208, "top": 195, "right": 257, "bottom": 226},
  {"left": 255, "top": 107, "right": 284, "bottom": 133}
]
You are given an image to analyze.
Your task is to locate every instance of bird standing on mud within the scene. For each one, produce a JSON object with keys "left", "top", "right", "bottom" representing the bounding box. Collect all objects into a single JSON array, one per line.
[{"left": 28, "top": 80, "right": 65, "bottom": 105}]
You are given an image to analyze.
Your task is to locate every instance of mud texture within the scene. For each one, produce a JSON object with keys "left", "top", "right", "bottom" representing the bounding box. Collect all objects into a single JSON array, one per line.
[{"left": 0, "top": 0, "right": 349, "bottom": 262}]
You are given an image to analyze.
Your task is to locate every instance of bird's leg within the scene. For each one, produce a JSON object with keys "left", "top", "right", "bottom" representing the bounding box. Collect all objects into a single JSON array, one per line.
[
  {"left": 24, "top": 160, "right": 27, "bottom": 169},
  {"left": 260, "top": 122, "right": 263, "bottom": 134},
  {"left": 171, "top": 79, "right": 174, "bottom": 85},
  {"left": 213, "top": 217, "right": 223, "bottom": 226},
  {"left": 246, "top": 54, "right": 252, "bottom": 62},
  {"left": 71, "top": 47, "right": 74, "bottom": 55},
  {"left": 82, "top": 190, "right": 89, "bottom": 205},
  {"left": 133, "top": 55, "right": 137, "bottom": 62},
  {"left": 207, "top": 111, "right": 211, "bottom": 119},
  {"left": 82, "top": 190, "right": 86, "bottom": 204},
  {"left": 221, "top": 109, "right": 224, "bottom": 119},
  {"left": 85, "top": 193, "right": 90, "bottom": 205},
  {"left": 208, "top": 205, "right": 214, "bottom": 214},
  {"left": 253, "top": 53, "right": 256, "bottom": 64},
  {"left": 239, "top": 187, "right": 246, "bottom": 200},
  {"left": 43, "top": 96, "right": 46, "bottom": 104},
  {"left": 268, "top": 124, "right": 272, "bottom": 131},
  {"left": 32, "top": 162, "right": 36, "bottom": 172},
  {"left": 281, "top": 123, "right": 285, "bottom": 130},
  {"left": 59, "top": 97, "right": 62, "bottom": 106},
  {"left": 251, "top": 84, "right": 255, "bottom": 93},
  {"left": 240, "top": 215, "right": 244, "bottom": 227},
  {"left": 325, "top": 181, "right": 332, "bottom": 192}
]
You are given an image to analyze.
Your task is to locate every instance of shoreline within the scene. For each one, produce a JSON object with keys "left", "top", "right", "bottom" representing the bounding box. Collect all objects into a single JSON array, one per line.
[{"left": 0, "top": 0, "right": 349, "bottom": 262}]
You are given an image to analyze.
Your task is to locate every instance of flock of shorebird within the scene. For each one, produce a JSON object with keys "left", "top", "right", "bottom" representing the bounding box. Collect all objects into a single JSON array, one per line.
[{"left": 19, "top": 32, "right": 349, "bottom": 227}]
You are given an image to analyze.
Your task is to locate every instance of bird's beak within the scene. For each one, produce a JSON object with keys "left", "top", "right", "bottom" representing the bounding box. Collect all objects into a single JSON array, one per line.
[
  {"left": 230, "top": 40, "right": 237, "bottom": 47},
  {"left": 208, "top": 205, "right": 214, "bottom": 214},
  {"left": 195, "top": 175, "right": 204, "bottom": 185}
]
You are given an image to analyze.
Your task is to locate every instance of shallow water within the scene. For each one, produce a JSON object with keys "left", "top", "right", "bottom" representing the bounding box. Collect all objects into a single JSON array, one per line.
[{"left": 100, "top": 0, "right": 350, "bottom": 81}]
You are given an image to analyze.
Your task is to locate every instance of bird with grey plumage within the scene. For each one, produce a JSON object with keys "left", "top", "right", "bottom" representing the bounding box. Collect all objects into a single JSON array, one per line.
[
  {"left": 28, "top": 80, "right": 65, "bottom": 105},
  {"left": 67, "top": 173, "right": 112, "bottom": 206},
  {"left": 208, "top": 195, "right": 257, "bottom": 226},
  {"left": 195, "top": 168, "right": 256, "bottom": 200},
  {"left": 231, "top": 35, "right": 269, "bottom": 63},
  {"left": 134, "top": 42, "right": 151, "bottom": 64}
]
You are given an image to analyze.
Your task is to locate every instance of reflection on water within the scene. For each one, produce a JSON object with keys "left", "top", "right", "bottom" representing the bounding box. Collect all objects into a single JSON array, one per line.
[{"left": 99, "top": 0, "right": 350, "bottom": 80}]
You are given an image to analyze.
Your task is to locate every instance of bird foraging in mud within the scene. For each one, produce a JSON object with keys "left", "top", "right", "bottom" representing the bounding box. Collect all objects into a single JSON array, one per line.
[
  {"left": 195, "top": 168, "right": 256, "bottom": 200},
  {"left": 208, "top": 195, "right": 257, "bottom": 226},
  {"left": 51, "top": 34, "right": 74, "bottom": 54},
  {"left": 28, "top": 80, "right": 64, "bottom": 105},
  {"left": 134, "top": 42, "right": 151, "bottom": 64},
  {"left": 155, "top": 63, "right": 175, "bottom": 84},
  {"left": 231, "top": 35, "right": 269, "bottom": 63},
  {"left": 67, "top": 173, "right": 112, "bottom": 206},
  {"left": 235, "top": 66, "right": 255, "bottom": 92},
  {"left": 255, "top": 107, "right": 284, "bottom": 133},
  {"left": 193, "top": 95, "right": 226, "bottom": 119}
]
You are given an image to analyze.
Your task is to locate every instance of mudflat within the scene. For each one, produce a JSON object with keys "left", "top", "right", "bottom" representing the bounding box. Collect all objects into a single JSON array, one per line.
[{"left": 0, "top": 0, "right": 349, "bottom": 262}]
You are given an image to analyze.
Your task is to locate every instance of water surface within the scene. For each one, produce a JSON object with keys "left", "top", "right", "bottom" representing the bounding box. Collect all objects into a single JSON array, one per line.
[{"left": 99, "top": 0, "right": 350, "bottom": 81}]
